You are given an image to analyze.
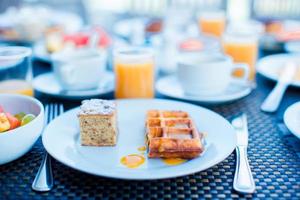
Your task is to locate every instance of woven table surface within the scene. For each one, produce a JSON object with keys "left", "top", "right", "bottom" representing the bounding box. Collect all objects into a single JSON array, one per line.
[{"left": 0, "top": 61, "right": 300, "bottom": 199}]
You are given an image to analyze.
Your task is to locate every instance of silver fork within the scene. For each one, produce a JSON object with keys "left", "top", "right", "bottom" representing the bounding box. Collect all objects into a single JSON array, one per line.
[{"left": 32, "top": 104, "right": 64, "bottom": 192}]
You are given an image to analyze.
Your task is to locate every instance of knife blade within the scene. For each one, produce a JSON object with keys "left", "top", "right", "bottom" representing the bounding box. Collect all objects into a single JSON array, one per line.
[
  {"left": 261, "top": 62, "right": 297, "bottom": 113},
  {"left": 231, "top": 114, "right": 256, "bottom": 193}
]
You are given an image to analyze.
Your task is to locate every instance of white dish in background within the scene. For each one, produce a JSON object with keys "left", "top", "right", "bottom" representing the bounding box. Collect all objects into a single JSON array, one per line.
[
  {"left": 33, "top": 72, "right": 114, "bottom": 100},
  {"left": 113, "top": 18, "right": 145, "bottom": 39},
  {"left": 0, "top": 46, "right": 32, "bottom": 70},
  {"left": 285, "top": 41, "right": 300, "bottom": 54},
  {"left": 156, "top": 75, "right": 252, "bottom": 104},
  {"left": 284, "top": 101, "right": 300, "bottom": 139},
  {"left": 177, "top": 52, "right": 249, "bottom": 96},
  {"left": 0, "top": 94, "right": 44, "bottom": 165},
  {"left": 52, "top": 49, "right": 107, "bottom": 90},
  {"left": 42, "top": 99, "right": 237, "bottom": 180},
  {"left": 257, "top": 53, "right": 300, "bottom": 87},
  {"left": 0, "top": 7, "right": 82, "bottom": 43}
]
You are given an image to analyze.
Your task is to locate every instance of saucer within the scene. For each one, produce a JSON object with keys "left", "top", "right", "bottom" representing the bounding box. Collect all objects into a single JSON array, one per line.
[
  {"left": 33, "top": 72, "right": 114, "bottom": 100},
  {"left": 156, "top": 75, "right": 252, "bottom": 104}
]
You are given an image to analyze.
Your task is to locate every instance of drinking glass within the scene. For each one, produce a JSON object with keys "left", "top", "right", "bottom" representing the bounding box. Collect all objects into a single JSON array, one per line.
[
  {"left": 0, "top": 46, "right": 33, "bottom": 96},
  {"left": 222, "top": 32, "right": 258, "bottom": 81},
  {"left": 198, "top": 11, "right": 226, "bottom": 37},
  {"left": 114, "top": 47, "right": 155, "bottom": 98}
]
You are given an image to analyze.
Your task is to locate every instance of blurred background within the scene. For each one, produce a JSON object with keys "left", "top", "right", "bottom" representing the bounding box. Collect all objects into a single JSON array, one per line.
[
  {"left": 1, "top": 0, "right": 300, "bottom": 98},
  {"left": 1, "top": 0, "right": 300, "bottom": 52},
  {"left": 1, "top": 0, "right": 300, "bottom": 44}
]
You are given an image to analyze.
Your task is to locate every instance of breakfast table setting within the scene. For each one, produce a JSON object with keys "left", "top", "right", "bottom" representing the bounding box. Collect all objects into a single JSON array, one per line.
[{"left": 0, "top": 6, "right": 300, "bottom": 200}]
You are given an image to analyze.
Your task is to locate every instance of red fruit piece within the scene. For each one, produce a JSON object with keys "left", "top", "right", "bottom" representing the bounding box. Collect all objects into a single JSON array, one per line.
[
  {"left": 63, "top": 33, "right": 89, "bottom": 47},
  {"left": 5, "top": 112, "right": 21, "bottom": 130},
  {"left": 0, "top": 106, "right": 4, "bottom": 113}
]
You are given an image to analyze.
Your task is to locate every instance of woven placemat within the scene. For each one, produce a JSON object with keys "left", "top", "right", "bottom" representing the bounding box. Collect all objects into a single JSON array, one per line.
[{"left": 1, "top": 77, "right": 300, "bottom": 199}]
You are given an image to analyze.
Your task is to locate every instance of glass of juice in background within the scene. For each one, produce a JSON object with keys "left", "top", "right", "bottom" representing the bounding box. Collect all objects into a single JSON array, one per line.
[
  {"left": 114, "top": 47, "right": 155, "bottom": 99},
  {"left": 198, "top": 10, "right": 226, "bottom": 37},
  {"left": 0, "top": 46, "right": 33, "bottom": 96},
  {"left": 222, "top": 32, "right": 258, "bottom": 81}
]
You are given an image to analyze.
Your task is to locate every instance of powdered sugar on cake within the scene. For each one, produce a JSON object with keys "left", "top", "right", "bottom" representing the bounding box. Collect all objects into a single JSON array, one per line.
[{"left": 78, "top": 99, "right": 116, "bottom": 115}]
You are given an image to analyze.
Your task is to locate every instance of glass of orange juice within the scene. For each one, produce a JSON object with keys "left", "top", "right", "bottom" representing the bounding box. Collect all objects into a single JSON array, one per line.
[
  {"left": 114, "top": 47, "right": 155, "bottom": 99},
  {"left": 198, "top": 11, "right": 226, "bottom": 37},
  {"left": 222, "top": 32, "right": 258, "bottom": 81},
  {"left": 0, "top": 46, "right": 33, "bottom": 96}
]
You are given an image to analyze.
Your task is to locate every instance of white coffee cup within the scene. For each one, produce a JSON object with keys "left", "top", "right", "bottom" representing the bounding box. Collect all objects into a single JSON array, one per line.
[
  {"left": 52, "top": 49, "right": 107, "bottom": 90},
  {"left": 177, "top": 52, "right": 249, "bottom": 96}
]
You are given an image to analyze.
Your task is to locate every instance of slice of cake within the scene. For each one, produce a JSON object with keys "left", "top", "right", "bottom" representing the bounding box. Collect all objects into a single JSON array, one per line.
[{"left": 78, "top": 99, "right": 117, "bottom": 146}]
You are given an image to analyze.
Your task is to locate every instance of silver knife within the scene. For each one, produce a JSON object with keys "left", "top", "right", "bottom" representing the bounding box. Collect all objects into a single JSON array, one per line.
[
  {"left": 231, "top": 114, "right": 256, "bottom": 194},
  {"left": 261, "top": 62, "right": 297, "bottom": 113}
]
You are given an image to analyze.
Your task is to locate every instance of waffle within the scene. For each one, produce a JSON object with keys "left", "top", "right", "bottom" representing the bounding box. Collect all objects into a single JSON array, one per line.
[{"left": 145, "top": 110, "right": 204, "bottom": 159}]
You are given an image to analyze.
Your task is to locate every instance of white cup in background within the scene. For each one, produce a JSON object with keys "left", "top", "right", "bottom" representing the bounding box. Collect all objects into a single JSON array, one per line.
[
  {"left": 177, "top": 52, "right": 249, "bottom": 96},
  {"left": 52, "top": 49, "right": 107, "bottom": 90}
]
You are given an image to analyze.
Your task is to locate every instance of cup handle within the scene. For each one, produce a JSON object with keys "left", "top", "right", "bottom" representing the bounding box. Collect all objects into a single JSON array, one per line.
[{"left": 231, "top": 63, "right": 250, "bottom": 82}]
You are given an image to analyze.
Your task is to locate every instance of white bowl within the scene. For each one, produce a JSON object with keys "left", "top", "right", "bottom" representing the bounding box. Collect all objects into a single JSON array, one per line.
[{"left": 0, "top": 94, "right": 44, "bottom": 165}]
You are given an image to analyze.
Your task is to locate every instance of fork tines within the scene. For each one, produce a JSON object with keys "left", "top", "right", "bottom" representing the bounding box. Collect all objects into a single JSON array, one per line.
[{"left": 44, "top": 104, "right": 64, "bottom": 123}]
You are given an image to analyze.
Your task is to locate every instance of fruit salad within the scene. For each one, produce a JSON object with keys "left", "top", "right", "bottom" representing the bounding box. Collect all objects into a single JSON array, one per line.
[{"left": 0, "top": 106, "right": 36, "bottom": 133}]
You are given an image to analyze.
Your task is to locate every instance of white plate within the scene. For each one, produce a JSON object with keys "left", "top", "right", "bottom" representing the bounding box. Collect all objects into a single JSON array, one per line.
[
  {"left": 257, "top": 53, "right": 300, "bottom": 87},
  {"left": 156, "top": 75, "right": 252, "bottom": 104},
  {"left": 33, "top": 72, "right": 114, "bottom": 100},
  {"left": 33, "top": 41, "right": 51, "bottom": 63},
  {"left": 42, "top": 99, "right": 236, "bottom": 180},
  {"left": 284, "top": 102, "right": 300, "bottom": 139}
]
